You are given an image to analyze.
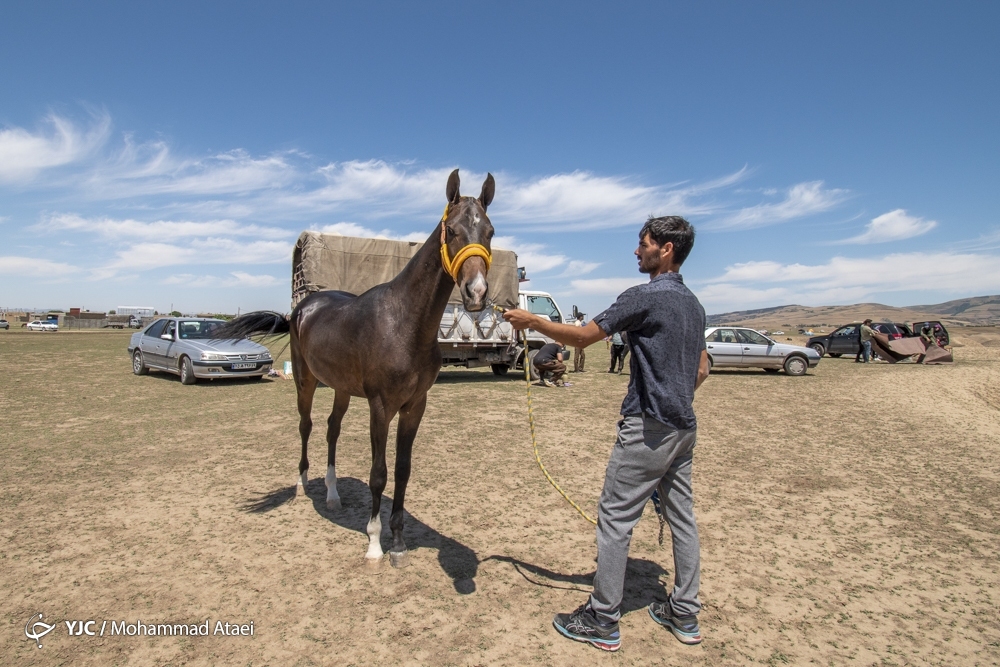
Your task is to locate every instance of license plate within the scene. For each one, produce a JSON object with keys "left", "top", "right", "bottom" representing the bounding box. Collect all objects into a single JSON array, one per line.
[{"left": 231, "top": 362, "right": 256, "bottom": 370}]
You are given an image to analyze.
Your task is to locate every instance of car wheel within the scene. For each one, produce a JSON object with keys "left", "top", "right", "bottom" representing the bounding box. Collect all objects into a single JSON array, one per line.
[
  {"left": 764, "top": 368, "right": 780, "bottom": 374},
  {"left": 179, "top": 356, "right": 197, "bottom": 385},
  {"left": 829, "top": 353, "right": 843, "bottom": 358},
  {"left": 491, "top": 363, "right": 509, "bottom": 376},
  {"left": 132, "top": 350, "right": 149, "bottom": 376},
  {"left": 809, "top": 343, "right": 826, "bottom": 357},
  {"left": 784, "top": 355, "right": 808, "bottom": 376}
]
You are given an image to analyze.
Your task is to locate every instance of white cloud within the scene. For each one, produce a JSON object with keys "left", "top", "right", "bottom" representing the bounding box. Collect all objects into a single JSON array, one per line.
[
  {"left": 317, "top": 221, "right": 428, "bottom": 242},
  {"left": 559, "top": 259, "right": 601, "bottom": 277},
  {"left": 697, "top": 251, "right": 1000, "bottom": 310},
  {"left": 107, "top": 239, "right": 292, "bottom": 272},
  {"left": 0, "top": 112, "right": 111, "bottom": 183},
  {"left": 39, "top": 213, "right": 291, "bottom": 241},
  {"left": 162, "top": 271, "right": 280, "bottom": 288},
  {"left": 837, "top": 209, "right": 937, "bottom": 244},
  {"left": 0, "top": 255, "right": 78, "bottom": 277},
  {"left": 570, "top": 276, "right": 646, "bottom": 295},
  {"left": 710, "top": 181, "right": 849, "bottom": 230}
]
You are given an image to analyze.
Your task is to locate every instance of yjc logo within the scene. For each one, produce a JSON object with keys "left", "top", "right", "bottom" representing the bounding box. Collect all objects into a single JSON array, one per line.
[{"left": 25, "top": 613, "right": 56, "bottom": 649}]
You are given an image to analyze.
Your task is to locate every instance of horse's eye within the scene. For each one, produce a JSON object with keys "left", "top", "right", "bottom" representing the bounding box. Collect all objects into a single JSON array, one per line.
[{"left": 446, "top": 227, "right": 456, "bottom": 240}]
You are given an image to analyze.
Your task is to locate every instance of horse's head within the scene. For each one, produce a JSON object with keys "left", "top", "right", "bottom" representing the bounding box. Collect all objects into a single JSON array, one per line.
[{"left": 440, "top": 169, "right": 495, "bottom": 312}]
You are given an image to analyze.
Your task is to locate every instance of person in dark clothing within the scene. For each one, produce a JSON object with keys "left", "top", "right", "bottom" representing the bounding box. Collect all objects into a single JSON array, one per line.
[
  {"left": 608, "top": 331, "right": 627, "bottom": 373},
  {"left": 504, "top": 215, "right": 711, "bottom": 652},
  {"left": 533, "top": 342, "right": 566, "bottom": 386}
]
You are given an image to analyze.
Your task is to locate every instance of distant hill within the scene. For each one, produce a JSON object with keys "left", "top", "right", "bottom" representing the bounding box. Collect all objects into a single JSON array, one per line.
[
  {"left": 906, "top": 295, "right": 1000, "bottom": 324},
  {"left": 707, "top": 295, "right": 1000, "bottom": 329}
]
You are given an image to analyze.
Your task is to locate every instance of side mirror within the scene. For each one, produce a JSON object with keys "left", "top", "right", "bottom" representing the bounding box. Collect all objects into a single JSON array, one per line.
[{"left": 161, "top": 333, "right": 173, "bottom": 340}]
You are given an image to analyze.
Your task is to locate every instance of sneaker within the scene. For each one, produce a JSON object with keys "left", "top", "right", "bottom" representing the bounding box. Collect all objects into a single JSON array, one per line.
[
  {"left": 542, "top": 379, "right": 556, "bottom": 387},
  {"left": 648, "top": 600, "right": 702, "bottom": 645},
  {"left": 553, "top": 604, "right": 621, "bottom": 652}
]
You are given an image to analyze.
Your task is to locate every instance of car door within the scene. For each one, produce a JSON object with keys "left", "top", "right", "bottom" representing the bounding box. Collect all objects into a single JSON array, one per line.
[
  {"left": 141, "top": 319, "right": 169, "bottom": 367},
  {"left": 736, "top": 329, "right": 781, "bottom": 368},
  {"left": 706, "top": 329, "right": 743, "bottom": 366},
  {"left": 161, "top": 320, "right": 181, "bottom": 368},
  {"left": 828, "top": 325, "right": 859, "bottom": 355}
]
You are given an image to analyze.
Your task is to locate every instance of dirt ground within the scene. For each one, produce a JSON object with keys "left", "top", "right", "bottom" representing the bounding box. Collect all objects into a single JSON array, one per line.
[{"left": 2, "top": 328, "right": 998, "bottom": 666}]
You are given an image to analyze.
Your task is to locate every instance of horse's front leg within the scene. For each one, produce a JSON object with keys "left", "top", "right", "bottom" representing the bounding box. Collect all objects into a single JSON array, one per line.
[
  {"left": 388, "top": 394, "right": 427, "bottom": 568},
  {"left": 325, "top": 391, "right": 351, "bottom": 511},
  {"left": 365, "top": 396, "right": 391, "bottom": 567}
]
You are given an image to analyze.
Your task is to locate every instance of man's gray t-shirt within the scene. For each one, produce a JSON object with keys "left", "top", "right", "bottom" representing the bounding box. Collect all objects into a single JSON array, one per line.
[{"left": 592, "top": 273, "right": 706, "bottom": 430}]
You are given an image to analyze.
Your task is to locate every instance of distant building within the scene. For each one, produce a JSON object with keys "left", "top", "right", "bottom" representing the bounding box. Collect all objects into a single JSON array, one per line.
[{"left": 116, "top": 306, "right": 156, "bottom": 317}]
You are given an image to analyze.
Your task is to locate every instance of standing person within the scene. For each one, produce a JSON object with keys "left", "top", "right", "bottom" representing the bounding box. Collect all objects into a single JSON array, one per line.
[
  {"left": 533, "top": 341, "right": 567, "bottom": 387},
  {"left": 608, "top": 331, "right": 626, "bottom": 373},
  {"left": 860, "top": 319, "right": 876, "bottom": 363},
  {"left": 573, "top": 313, "right": 587, "bottom": 372},
  {"left": 504, "top": 215, "right": 711, "bottom": 652},
  {"left": 619, "top": 330, "right": 630, "bottom": 373}
]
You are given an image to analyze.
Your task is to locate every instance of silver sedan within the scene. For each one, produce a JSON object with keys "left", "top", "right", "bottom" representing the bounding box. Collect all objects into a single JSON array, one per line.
[
  {"left": 705, "top": 326, "right": 821, "bottom": 376},
  {"left": 128, "top": 317, "right": 273, "bottom": 384}
]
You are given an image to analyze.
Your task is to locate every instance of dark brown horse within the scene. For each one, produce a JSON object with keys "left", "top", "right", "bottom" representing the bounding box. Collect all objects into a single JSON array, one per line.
[{"left": 216, "top": 170, "right": 495, "bottom": 567}]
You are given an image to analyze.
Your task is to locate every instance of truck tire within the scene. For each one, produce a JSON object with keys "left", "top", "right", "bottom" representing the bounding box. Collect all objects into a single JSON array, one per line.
[
  {"left": 526, "top": 349, "right": 540, "bottom": 381},
  {"left": 491, "top": 364, "right": 509, "bottom": 376},
  {"left": 132, "top": 350, "right": 149, "bottom": 376},
  {"left": 179, "top": 356, "right": 197, "bottom": 385},
  {"left": 783, "top": 355, "right": 808, "bottom": 376}
]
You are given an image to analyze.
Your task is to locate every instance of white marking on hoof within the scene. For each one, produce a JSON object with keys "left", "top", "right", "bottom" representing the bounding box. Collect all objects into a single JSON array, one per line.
[
  {"left": 389, "top": 550, "right": 409, "bottom": 568},
  {"left": 365, "top": 516, "right": 384, "bottom": 561},
  {"left": 363, "top": 556, "right": 382, "bottom": 571},
  {"left": 325, "top": 465, "right": 341, "bottom": 511},
  {"left": 296, "top": 471, "right": 308, "bottom": 496}
]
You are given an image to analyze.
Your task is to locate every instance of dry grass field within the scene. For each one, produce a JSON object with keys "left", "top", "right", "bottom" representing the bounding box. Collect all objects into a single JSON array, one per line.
[{"left": 2, "top": 328, "right": 999, "bottom": 666}]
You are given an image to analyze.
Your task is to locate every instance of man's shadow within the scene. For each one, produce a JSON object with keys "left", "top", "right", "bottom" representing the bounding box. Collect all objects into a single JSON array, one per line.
[
  {"left": 242, "top": 477, "right": 479, "bottom": 594},
  {"left": 481, "top": 555, "right": 671, "bottom": 615}
]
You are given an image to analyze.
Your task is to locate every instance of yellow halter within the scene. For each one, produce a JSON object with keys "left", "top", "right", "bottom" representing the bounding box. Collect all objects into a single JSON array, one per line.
[{"left": 438, "top": 203, "right": 492, "bottom": 282}]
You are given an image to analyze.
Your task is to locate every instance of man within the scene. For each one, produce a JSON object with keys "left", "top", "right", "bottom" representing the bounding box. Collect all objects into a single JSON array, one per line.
[
  {"left": 573, "top": 313, "right": 587, "bottom": 372},
  {"left": 533, "top": 341, "right": 567, "bottom": 387},
  {"left": 859, "top": 319, "right": 877, "bottom": 363},
  {"left": 608, "top": 331, "right": 627, "bottom": 373},
  {"left": 504, "top": 215, "right": 711, "bottom": 652}
]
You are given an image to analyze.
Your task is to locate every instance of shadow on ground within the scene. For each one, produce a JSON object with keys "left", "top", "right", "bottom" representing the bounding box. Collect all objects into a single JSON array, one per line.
[
  {"left": 241, "top": 476, "right": 480, "bottom": 594},
  {"left": 481, "top": 555, "right": 670, "bottom": 615}
]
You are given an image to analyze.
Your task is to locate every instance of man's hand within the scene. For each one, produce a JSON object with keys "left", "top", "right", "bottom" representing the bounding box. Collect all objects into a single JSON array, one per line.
[{"left": 502, "top": 307, "right": 538, "bottom": 331}]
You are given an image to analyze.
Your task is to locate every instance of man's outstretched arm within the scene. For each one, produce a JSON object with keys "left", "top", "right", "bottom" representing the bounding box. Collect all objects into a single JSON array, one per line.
[{"left": 502, "top": 309, "right": 607, "bottom": 349}]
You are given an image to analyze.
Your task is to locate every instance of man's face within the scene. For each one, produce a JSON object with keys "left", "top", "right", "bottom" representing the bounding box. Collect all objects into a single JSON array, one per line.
[{"left": 635, "top": 233, "right": 670, "bottom": 274}]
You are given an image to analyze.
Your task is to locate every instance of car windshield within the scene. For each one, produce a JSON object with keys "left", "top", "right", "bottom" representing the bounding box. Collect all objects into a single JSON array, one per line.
[{"left": 178, "top": 320, "right": 224, "bottom": 339}]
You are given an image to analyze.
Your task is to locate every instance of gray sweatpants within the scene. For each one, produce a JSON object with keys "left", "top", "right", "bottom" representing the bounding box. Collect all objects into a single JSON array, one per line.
[{"left": 589, "top": 413, "right": 701, "bottom": 623}]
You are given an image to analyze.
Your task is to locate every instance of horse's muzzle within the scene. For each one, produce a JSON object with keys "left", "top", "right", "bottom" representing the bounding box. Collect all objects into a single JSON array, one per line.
[{"left": 459, "top": 258, "right": 489, "bottom": 312}]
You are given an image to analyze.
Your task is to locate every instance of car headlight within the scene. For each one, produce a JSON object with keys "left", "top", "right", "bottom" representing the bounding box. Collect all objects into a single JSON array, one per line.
[
  {"left": 201, "top": 352, "right": 228, "bottom": 361},
  {"left": 259, "top": 351, "right": 272, "bottom": 360}
]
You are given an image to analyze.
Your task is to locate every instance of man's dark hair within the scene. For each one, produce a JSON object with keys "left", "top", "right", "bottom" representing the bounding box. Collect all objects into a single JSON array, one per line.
[{"left": 640, "top": 215, "right": 696, "bottom": 266}]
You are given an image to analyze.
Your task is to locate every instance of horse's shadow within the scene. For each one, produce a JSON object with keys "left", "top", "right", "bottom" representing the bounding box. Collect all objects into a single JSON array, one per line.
[
  {"left": 243, "top": 479, "right": 671, "bottom": 610},
  {"left": 242, "top": 476, "right": 479, "bottom": 594}
]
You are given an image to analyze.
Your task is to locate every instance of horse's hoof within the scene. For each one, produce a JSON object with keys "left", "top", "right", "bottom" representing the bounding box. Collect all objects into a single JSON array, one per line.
[
  {"left": 326, "top": 498, "right": 342, "bottom": 512},
  {"left": 363, "top": 556, "right": 383, "bottom": 571},
  {"left": 389, "top": 551, "right": 409, "bottom": 569}
]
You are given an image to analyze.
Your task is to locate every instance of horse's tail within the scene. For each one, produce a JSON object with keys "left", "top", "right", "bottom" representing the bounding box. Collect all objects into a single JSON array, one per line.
[{"left": 212, "top": 311, "right": 290, "bottom": 339}]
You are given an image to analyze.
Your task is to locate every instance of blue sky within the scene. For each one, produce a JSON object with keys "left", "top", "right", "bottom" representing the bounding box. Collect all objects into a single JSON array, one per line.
[{"left": 2, "top": 2, "right": 998, "bottom": 317}]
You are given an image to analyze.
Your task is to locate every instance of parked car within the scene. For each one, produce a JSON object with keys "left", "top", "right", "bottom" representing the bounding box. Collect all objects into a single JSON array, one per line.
[
  {"left": 806, "top": 322, "right": 916, "bottom": 357},
  {"left": 127, "top": 317, "right": 273, "bottom": 384},
  {"left": 26, "top": 320, "right": 58, "bottom": 331},
  {"left": 705, "top": 326, "right": 821, "bottom": 376},
  {"left": 0, "top": 319, "right": 9, "bottom": 330}
]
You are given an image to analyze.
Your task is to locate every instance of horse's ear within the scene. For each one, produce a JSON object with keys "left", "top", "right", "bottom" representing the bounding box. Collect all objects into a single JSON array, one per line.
[
  {"left": 446, "top": 169, "right": 461, "bottom": 204},
  {"left": 479, "top": 173, "right": 495, "bottom": 210}
]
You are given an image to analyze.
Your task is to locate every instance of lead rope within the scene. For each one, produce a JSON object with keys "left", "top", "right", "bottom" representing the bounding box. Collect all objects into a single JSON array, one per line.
[{"left": 490, "top": 304, "right": 597, "bottom": 526}]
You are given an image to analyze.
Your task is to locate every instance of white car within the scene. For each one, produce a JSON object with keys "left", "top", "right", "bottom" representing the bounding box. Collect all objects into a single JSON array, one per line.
[
  {"left": 705, "top": 326, "right": 820, "bottom": 376},
  {"left": 26, "top": 320, "right": 58, "bottom": 331}
]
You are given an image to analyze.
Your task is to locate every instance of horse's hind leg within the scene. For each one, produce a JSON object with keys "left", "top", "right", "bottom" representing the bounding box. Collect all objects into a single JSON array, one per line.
[
  {"left": 364, "top": 396, "right": 392, "bottom": 567},
  {"left": 324, "top": 391, "right": 350, "bottom": 511},
  {"left": 294, "top": 361, "right": 319, "bottom": 497},
  {"left": 388, "top": 394, "right": 427, "bottom": 568}
]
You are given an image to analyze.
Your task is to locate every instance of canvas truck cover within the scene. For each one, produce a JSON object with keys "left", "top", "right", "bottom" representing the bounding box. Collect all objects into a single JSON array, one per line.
[{"left": 291, "top": 232, "right": 519, "bottom": 309}]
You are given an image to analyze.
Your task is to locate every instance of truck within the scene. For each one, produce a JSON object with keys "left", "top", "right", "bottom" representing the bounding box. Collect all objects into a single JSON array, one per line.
[
  {"left": 291, "top": 231, "right": 570, "bottom": 379},
  {"left": 105, "top": 314, "right": 143, "bottom": 329}
]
